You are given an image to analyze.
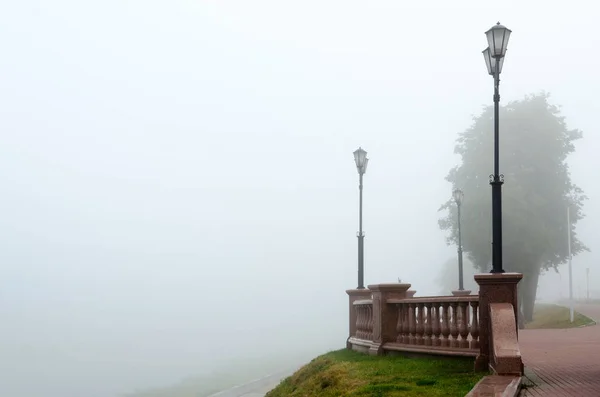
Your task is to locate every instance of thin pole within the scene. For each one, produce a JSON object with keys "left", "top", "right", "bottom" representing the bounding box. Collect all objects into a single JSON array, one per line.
[
  {"left": 357, "top": 172, "right": 364, "bottom": 289},
  {"left": 587, "top": 268, "right": 590, "bottom": 302},
  {"left": 567, "top": 206, "right": 573, "bottom": 322},
  {"left": 490, "top": 60, "right": 504, "bottom": 273},
  {"left": 457, "top": 202, "right": 464, "bottom": 290}
]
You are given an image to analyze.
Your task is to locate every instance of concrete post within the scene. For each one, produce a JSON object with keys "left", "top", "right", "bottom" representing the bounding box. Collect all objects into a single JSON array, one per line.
[
  {"left": 367, "top": 283, "right": 411, "bottom": 355},
  {"left": 346, "top": 289, "right": 372, "bottom": 349},
  {"left": 474, "top": 273, "right": 523, "bottom": 372}
]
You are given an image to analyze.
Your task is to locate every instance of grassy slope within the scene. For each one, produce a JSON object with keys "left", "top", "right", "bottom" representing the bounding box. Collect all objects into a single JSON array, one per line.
[
  {"left": 525, "top": 303, "right": 594, "bottom": 329},
  {"left": 267, "top": 349, "right": 485, "bottom": 397}
]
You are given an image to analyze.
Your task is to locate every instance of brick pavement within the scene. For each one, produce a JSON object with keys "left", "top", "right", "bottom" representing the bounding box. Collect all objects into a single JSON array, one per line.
[{"left": 519, "top": 304, "right": 600, "bottom": 396}]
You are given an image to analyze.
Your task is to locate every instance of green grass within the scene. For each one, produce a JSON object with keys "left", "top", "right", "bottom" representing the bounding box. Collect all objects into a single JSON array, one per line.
[
  {"left": 525, "top": 303, "right": 595, "bottom": 329},
  {"left": 266, "top": 349, "right": 485, "bottom": 397}
]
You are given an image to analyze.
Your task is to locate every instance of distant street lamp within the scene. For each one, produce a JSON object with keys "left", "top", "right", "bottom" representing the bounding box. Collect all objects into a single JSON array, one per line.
[
  {"left": 482, "top": 22, "right": 511, "bottom": 274},
  {"left": 453, "top": 189, "right": 465, "bottom": 290},
  {"left": 353, "top": 147, "right": 369, "bottom": 289}
]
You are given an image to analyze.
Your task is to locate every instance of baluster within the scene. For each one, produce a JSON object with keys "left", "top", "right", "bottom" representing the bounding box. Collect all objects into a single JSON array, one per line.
[
  {"left": 415, "top": 303, "right": 424, "bottom": 345},
  {"left": 362, "top": 305, "right": 368, "bottom": 340},
  {"left": 402, "top": 303, "right": 410, "bottom": 344},
  {"left": 408, "top": 303, "right": 416, "bottom": 345},
  {"left": 431, "top": 303, "right": 441, "bottom": 347},
  {"left": 367, "top": 305, "right": 373, "bottom": 340},
  {"left": 423, "top": 302, "right": 432, "bottom": 346},
  {"left": 441, "top": 302, "right": 450, "bottom": 347},
  {"left": 362, "top": 305, "right": 368, "bottom": 339},
  {"left": 450, "top": 302, "right": 459, "bottom": 348},
  {"left": 458, "top": 301, "right": 469, "bottom": 348},
  {"left": 361, "top": 306, "right": 365, "bottom": 339},
  {"left": 470, "top": 301, "right": 480, "bottom": 350},
  {"left": 354, "top": 306, "right": 359, "bottom": 339},
  {"left": 356, "top": 306, "right": 361, "bottom": 339},
  {"left": 357, "top": 305, "right": 364, "bottom": 339},
  {"left": 364, "top": 305, "right": 369, "bottom": 340},
  {"left": 466, "top": 300, "right": 471, "bottom": 326},
  {"left": 396, "top": 304, "right": 403, "bottom": 343},
  {"left": 360, "top": 305, "right": 366, "bottom": 340}
]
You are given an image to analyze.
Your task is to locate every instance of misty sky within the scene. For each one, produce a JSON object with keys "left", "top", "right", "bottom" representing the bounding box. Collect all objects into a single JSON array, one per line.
[{"left": 1, "top": 1, "right": 599, "bottom": 397}]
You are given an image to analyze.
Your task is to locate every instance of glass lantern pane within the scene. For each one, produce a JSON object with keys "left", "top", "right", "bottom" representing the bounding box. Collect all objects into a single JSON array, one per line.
[
  {"left": 486, "top": 23, "right": 511, "bottom": 57},
  {"left": 500, "top": 29, "right": 511, "bottom": 55},
  {"left": 363, "top": 158, "right": 369, "bottom": 174},
  {"left": 493, "top": 28, "right": 504, "bottom": 56},
  {"left": 482, "top": 48, "right": 492, "bottom": 75}
]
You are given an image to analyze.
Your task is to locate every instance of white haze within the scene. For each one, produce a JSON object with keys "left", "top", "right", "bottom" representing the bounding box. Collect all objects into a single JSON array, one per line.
[{"left": 1, "top": 1, "right": 599, "bottom": 396}]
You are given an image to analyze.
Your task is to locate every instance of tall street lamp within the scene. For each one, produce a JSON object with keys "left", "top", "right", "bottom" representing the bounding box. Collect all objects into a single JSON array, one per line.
[
  {"left": 453, "top": 189, "right": 465, "bottom": 290},
  {"left": 482, "top": 22, "right": 511, "bottom": 274},
  {"left": 353, "top": 147, "right": 369, "bottom": 289}
]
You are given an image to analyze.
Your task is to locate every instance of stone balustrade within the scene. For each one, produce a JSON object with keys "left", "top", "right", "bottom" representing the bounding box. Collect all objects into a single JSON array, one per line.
[
  {"left": 348, "top": 291, "right": 479, "bottom": 357},
  {"left": 386, "top": 296, "right": 479, "bottom": 356},
  {"left": 346, "top": 274, "right": 524, "bottom": 377}
]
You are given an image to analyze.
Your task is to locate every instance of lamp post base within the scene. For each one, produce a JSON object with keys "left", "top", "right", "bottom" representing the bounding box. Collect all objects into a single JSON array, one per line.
[{"left": 452, "top": 290, "right": 472, "bottom": 296}]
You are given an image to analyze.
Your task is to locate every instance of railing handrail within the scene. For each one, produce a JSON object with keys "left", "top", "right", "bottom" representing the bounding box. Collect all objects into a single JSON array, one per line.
[
  {"left": 353, "top": 299, "right": 373, "bottom": 306},
  {"left": 388, "top": 295, "right": 478, "bottom": 305}
]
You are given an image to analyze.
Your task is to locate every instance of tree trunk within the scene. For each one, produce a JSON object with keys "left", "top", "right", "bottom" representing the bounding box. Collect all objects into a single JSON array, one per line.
[
  {"left": 520, "top": 267, "right": 541, "bottom": 323},
  {"left": 503, "top": 248, "right": 542, "bottom": 324},
  {"left": 517, "top": 304, "right": 525, "bottom": 329}
]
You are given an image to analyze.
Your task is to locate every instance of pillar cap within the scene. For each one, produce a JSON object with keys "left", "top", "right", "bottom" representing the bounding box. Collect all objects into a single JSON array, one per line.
[
  {"left": 475, "top": 273, "right": 523, "bottom": 285},
  {"left": 346, "top": 288, "right": 372, "bottom": 296},
  {"left": 367, "top": 283, "right": 411, "bottom": 292},
  {"left": 452, "top": 290, "right": 472, "bottom": 296}
]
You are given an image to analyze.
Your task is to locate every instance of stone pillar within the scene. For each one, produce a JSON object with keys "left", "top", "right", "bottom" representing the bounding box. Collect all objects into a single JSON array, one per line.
[
  {"left": 367, "top": 283, "right": 411, "bottom": 355},
  {"left": 474, "top": 273, "right": 523, "bottom": 371},
  {"left": 346, "top": 289, "right": 372, "bottom": 349}
]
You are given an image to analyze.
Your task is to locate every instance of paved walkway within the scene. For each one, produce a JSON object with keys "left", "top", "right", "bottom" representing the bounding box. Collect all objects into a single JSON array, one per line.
[
  {"left": 519, "top": 304, "right": 600, "bottom": 396},
  {"left": 207, "top": 371, "right": 289, "bottom": 397}
]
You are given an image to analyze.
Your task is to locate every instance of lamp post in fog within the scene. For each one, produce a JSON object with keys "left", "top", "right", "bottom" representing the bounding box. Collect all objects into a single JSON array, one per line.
[
  {"left": 353, "top": 147, "right": 369, "bottom": 289},
  {"left": 482, "top": 22, "right": 511, "bottom": 274},
  {"left": 453, "top": 189, "right": 465, "bottom": 291}
]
